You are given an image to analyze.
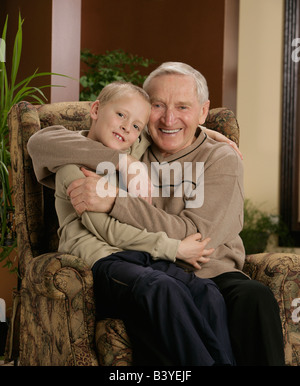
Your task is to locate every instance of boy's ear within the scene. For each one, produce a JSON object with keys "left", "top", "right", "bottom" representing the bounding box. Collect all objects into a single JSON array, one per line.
[{"left": 90, "top": 100, "right": 100, "bottom": 120}]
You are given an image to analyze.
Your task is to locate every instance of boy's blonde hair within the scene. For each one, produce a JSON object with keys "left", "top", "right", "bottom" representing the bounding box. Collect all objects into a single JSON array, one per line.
[{"left": 96, "top": 81, "right": 150, "bottom": 106}]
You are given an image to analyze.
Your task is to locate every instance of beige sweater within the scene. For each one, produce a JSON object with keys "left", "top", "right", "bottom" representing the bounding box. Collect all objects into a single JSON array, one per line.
[
  {"left": 55, "top": 164, "right": 180, "bottom": 267},
  {"left": 28, "top": 126, "right": 245, "bottom": 278}
]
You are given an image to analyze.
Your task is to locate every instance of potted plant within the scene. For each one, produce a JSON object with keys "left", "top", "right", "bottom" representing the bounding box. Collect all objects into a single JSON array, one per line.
[
  {"left": 0, "top": 13, "right": 66, "bottom": 271},
  {"left": 79, "top": 48, "right": 154, "bottom": 100},
  {"left": 240, "top": 199, "right": 292, "bottom": 255}
]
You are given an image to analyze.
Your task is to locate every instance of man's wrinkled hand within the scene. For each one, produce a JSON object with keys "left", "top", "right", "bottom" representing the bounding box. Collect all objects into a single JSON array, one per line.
[{"left": 67, "top": 168, "right": 117, "bottom": 215}]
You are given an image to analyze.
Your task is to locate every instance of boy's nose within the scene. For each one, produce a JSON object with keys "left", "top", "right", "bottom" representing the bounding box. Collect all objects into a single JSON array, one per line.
[{"left": 121, "top": 123, "right": 130, "bottom": 133}]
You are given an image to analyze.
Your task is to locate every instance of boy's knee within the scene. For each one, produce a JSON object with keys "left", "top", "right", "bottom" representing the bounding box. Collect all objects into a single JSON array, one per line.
[{"left": 133, "top": 270, "right": 181, "bottom": 304}]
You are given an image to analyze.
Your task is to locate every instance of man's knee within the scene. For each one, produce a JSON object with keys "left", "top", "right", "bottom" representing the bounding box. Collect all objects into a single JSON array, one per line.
[
  {"left": 240, "top": 279, "right": 274, "bottom": 299},
  {"left": 230, "top": 279, "right": 278, "bottom": 314}
]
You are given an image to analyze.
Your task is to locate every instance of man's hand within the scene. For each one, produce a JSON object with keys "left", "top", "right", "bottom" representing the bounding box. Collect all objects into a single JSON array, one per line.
[
  {"left": 67, "top": 168, "right": 116, "bottom": 215},
  {"left": 176, "top": 233, "right": 214, "bottom": 270}
]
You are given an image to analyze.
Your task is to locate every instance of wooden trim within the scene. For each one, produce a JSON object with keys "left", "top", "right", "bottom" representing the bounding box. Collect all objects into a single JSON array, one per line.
[
  {"left": 280, "top": 0, "right": 300, "bottom": 246},
  {"left": 51, "top": 0, "right": 82, "bottom": 102},
  {"left": 222, "top": 0, "right": 240, "bottom": 114}
]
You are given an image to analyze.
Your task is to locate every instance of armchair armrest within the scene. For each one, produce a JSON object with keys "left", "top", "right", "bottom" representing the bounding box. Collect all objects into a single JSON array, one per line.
[
  {"left": 20, "top": 252, "right": 98, "bottom": 365},
  {"left": 243, "top": 252, "right": 300, "bottom": 366},
  {"left": 26, "top": 252, "right": 94, "bottom": 299}
]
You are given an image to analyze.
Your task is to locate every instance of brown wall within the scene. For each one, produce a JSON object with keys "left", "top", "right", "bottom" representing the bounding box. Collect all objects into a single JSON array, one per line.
[
  {"left": 81, "top": 0, "right": 239, "bottom": 110},
  {"left": 1, "top": 0, "right": 53, "bottom": 101},
  {"left": 1, "top": 0, "right": 239, "bottom": 107},
  {"left": 0, "top": 0, "right": 239, "bottom": 312},
  {"left": 0, "top": 252, "right": 17, "bottom": 318}
]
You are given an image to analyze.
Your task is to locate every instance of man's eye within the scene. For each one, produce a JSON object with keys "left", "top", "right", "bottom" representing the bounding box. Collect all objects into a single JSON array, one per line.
[
  {"left": 179, "top": 106, "right": 187, "bottom": 110},
  {"left": 152, "top": 103, "right": 161, "bottom": 108}
]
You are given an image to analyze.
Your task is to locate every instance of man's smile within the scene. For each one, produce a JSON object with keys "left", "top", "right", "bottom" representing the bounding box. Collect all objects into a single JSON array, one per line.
[{"left": 159, "top": 128, "right": 182, "bottom": 134}]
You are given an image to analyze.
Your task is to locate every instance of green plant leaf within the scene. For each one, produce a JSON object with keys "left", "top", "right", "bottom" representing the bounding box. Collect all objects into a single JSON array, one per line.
[
  {"left": 10, "top": 14, "right": 23, "bottom": 90},
  {"left": 0, "top": 12, "right": 70, "bottom": 272},
  {"left": 79, "top": 49, "right": 155, "bottom": 101}
]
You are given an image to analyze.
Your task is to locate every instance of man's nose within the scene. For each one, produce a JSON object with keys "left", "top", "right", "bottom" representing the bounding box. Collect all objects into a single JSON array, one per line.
[{"left": 162, "top": 108, "right": 176, "bottom": 126}]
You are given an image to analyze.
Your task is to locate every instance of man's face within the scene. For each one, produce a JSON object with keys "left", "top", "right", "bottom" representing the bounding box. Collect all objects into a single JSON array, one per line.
[
  {"left": 146, "top": 74, "right": 209, "bottom": 157},
  {"left": 89, "top": 93, "right": 150, "bottom": 150}
]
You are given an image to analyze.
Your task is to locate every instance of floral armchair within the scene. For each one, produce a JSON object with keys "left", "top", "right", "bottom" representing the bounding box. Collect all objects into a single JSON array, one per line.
[{"left": 5, "top": 101, "right": 300, "bottom": 366}]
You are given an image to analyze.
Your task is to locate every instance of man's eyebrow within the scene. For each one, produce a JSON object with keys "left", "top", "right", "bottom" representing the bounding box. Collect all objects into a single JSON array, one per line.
[
  {"left": 150, "top": 97, "right": 163, "bottom": 103},
  {"left": 176, "top": 100, "right": 192, "bottom": 106},
  {"left": 150, "top": 98, "right": 192, "bottom": 106}
]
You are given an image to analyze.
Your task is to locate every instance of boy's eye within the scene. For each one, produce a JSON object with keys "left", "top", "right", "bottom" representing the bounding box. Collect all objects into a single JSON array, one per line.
[
  {"left": 117, "top": 112, "right": 124, "bottom": 117},
  {"left": 133, "top": 124, "right": 140, "bottom": 131}
]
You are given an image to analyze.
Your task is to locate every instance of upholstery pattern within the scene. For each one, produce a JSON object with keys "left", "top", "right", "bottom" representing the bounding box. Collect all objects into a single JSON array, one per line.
[
  {"left": 95, "top": 319, "right": 132, "bottom": 366},
  {"left": 20, "top": 253, "right": 97, "bottom": 366},
  {"left": 244, "top": 252, "right": 300, "bottom": 366},
  {"left": 6, "top": 101, "right": 300, "bottom": 366},
  {"left": 205, "top": 107, "right": 240, "bottom": 145}
]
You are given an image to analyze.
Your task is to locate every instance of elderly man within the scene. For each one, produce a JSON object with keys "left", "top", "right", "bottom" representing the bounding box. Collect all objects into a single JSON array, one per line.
[{"left": 28, "top": 62, "right": 284, "bottom": 366}]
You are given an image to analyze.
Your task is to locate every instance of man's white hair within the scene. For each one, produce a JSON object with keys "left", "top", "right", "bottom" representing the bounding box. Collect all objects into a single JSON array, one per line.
[{"left": 143, "top": 62, "right": 209, "bottom": 104}]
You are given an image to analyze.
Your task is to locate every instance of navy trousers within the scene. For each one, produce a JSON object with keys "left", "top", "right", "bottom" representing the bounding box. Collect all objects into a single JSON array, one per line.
[{"left": 92, "top": 251, "right": 235, "bottom": 366}]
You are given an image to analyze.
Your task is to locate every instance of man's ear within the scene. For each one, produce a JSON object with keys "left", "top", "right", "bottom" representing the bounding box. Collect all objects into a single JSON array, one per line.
[
  {"left": 199, "top": 100, "right": 210, "bottom": 125},
  {"left": 90, "top": 100, "right": 100, "bottom": 120}
]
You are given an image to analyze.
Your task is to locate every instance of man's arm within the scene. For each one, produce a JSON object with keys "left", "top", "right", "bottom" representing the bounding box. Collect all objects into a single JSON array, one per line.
[
  {"left": 202, "top": 127, "right": 243, "bottom": 160},
  {"left": 67, "top": 147, "right": 244, "bottom": 249},
  {"left": 109, "top": 149, "right": 244, "bottom": 248},
  {"left": 56, "top": 164, "right": 180, "bottom": 261}
]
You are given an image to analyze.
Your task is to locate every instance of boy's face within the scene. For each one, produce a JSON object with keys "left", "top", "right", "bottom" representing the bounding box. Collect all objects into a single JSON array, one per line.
[{"left": 88, "top": 93, "right": 151, "bottom": 150}]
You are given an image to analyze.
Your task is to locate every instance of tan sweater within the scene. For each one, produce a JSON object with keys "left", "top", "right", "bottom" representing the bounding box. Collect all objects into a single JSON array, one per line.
[
  {"left": 28, "top": 126, "right": 245, "bottom": 278},
  {"left": 55, "top": 164, "right": 180, "bottom": 267}
]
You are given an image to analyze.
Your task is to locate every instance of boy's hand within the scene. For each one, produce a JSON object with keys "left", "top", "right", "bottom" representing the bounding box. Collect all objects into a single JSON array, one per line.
[{"left": 176, "top": 233, "right": 214, "bottom": 270}]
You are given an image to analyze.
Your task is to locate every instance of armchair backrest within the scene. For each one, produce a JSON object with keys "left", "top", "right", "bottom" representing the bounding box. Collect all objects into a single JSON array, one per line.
[
  {"left": 8, "top": 101, "right": 92, "bottom": 277},
  {"left": 8, "top": 102, "right": 239, "bottom": 278}
]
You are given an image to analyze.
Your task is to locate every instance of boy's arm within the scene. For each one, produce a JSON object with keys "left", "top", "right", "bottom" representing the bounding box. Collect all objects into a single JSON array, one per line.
[
  {"left": 81, "top": 211, "right": 179, "bottom": 262},
  {"left": 28, "top": 126, "right": 151, "bottom": 190},
  {"left": 57, "top": 164, "right": 180, "bottom": 261},
  {"left": 28, "top": 125, "right": 123, "bottom": 189}
]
